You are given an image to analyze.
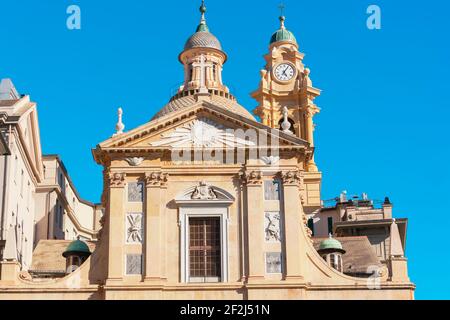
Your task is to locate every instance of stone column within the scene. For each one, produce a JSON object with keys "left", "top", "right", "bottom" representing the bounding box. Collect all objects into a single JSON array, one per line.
[
  {"left": 241, "top": 171, "right": 265, "bottom": 282},
  {"left": 282, "top": 170, "right": 305, "bottom": 280},
  {"left": 107, "top": 172, "right": 126, "bottom": 283},
  {"left": 143, "top": 172, "right": 168, "bottom": 282}
]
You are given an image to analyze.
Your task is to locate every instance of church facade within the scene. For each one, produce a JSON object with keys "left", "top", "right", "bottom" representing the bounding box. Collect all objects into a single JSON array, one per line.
[{"left": 0, "top": 2, "right": 415, "bottom": 300}]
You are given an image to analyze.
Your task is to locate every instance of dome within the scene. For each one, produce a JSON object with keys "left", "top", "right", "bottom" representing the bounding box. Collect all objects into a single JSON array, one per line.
[
  {"left": 63, "top": 240, "right": 91, "bottom": 258},
  {"left": 152, "top": 92, "right": 256, "bottom": 121},
  {"left": 270, "top": 16, "right": 298, "bottom": 46},
  {"left": 319, "top": 236, "right": 345, "bottom": 253},
  {"left": 184, "top": 30, "right": 223, "bottom": 51},
  {"left": 183, "top": 1, "right": 223, "bottom": 53}
]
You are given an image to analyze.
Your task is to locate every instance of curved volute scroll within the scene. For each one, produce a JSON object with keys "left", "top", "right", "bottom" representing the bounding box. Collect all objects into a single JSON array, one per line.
[{"left": 175, "top": 181, "right": 235, "bottom": 206}]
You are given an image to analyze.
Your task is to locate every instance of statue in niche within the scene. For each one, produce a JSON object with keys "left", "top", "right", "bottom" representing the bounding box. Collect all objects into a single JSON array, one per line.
[
  {"left": 265, "top": 213, "right": 281, "bottom": 242},
  {"left": 191, "top": 181, "right": 217, "bottom": 200}
]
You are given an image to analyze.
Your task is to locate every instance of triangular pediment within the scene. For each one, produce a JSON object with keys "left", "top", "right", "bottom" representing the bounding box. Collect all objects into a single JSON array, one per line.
[{"left": 95, "top": 99, "right": 309, "bottom": 159}]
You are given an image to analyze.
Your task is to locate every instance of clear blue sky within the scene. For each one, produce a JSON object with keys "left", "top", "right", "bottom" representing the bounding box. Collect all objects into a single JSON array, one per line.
[{"left": 1, "top": 0, "right": 449, "bottom": 299}]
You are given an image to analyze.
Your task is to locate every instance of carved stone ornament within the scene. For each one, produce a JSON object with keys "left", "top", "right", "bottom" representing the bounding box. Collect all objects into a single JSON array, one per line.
[
  {"left": 150, "top": 118, "right": 256, "bottom": 148},
  {"left": 191, "top": 181, "right": 217, "bottom": 200},
  {"left": 126, "top": 213, "right": 143, "bottom": 244},
  {"left": 125, "top": 157, "right": 145, "bottom": 167},
  {"left": 281, "top": 170, "right": 303, "bottom": 186},
  {"left": 265, "top": 212, "right": 281, "bottom": 242},
  {"left": 240, "top": 171, "right": 263, "bottom": 185},
  {"left": 109, "top": 172, "right": 126, "bottom": 188},
  {"left": 261, "top": 156, "right": 280, "bottom": 166},
  {"left": 145, "top": 172, "right": 169, "bottom": 187}
]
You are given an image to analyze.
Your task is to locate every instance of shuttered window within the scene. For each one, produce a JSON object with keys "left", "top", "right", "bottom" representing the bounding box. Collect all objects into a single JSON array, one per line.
[{"left": 189, "top": 217, "right": 221, "bottom": 283}]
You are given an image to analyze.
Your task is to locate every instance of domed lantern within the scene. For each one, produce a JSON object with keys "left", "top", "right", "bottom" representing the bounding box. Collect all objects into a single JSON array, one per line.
[
  {"left": 62, "top": 239, "right": 91, "bottom": 274},
  {"left": 318, "top": 235, "right": 346, "bottom": 273}
]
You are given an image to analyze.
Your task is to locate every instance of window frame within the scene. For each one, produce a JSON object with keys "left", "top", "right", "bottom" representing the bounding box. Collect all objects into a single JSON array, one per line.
[{"left": 179, "top": 206, "right": 229, "bottom": 284}]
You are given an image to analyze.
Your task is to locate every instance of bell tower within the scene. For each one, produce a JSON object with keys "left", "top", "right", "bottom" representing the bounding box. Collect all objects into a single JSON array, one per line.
[{"left": 251, "top": 14, "right": 321, "bottom": 172}]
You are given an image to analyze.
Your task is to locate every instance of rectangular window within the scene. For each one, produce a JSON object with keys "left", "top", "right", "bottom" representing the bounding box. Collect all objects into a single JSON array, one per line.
[
  {"left": 308, "top": 218, "right": 315, "bottom": 236},
  {"left": 328, "top": 217, "right": 334, "bottom": 235},
  {"left": 264, "top": 180, "right": 280, "bottom": 201},
  {"left": 128, "top": 182, "right": 144, "bottom": 202},
  {"left": 59, "top": 205, "right": 64, "bottom": 230},
  {"left": 54, "top": 200, "right": 60, "bottom": 230},
  {"left": 126, "top": 254, "right": 143, "bottom": 275},
  {"left": 189, "top": 217, "right": 221, "bottom": 283}
]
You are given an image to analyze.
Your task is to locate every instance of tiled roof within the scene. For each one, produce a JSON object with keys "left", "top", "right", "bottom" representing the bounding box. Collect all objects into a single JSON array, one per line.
[
  {"left": 313, "top": 236, "right": 382, "bottom": 276},
  {"left": 0, "top": 100, "right": 19, "bottom": 107},
  {"left": 31, "top": 240, "right": 96, "bottom": 273},
  {"left": 152, "top": 94, "right": 255, "bottom": 121}
]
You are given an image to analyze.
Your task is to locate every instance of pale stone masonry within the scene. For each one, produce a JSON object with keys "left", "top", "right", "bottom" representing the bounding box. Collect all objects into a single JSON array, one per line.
[{"left": 0, "top": 2, "right": 414, "bottom": 300}]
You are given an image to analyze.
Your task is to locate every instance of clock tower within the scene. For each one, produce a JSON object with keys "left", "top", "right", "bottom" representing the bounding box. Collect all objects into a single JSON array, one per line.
[{"left": 251, "top": 15, "right": 321, "bottom": 173}]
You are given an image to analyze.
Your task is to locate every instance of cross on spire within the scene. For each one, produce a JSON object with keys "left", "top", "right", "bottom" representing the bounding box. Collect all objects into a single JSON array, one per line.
[{"left": 278, "top": 2, "right": 285, "bottom": 17}]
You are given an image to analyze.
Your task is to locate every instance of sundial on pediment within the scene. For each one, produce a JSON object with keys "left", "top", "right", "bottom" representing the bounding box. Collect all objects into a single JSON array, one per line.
[{"left": 150, "top": 118, "right": 256, "bottom": 148}]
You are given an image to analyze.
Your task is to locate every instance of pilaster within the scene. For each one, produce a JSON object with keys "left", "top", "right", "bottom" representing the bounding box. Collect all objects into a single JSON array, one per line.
[
  {"left": 106, "top": 172, "right": 126, "bottom": 284},
  {"left": 143, "top": 172, "right": 168, "bottom": 282},
  {"left": 281, "top": 170, "right": 305, "bottom": 280},
  {"left": 241, "top": 170, "right": 265, "bottom": 282}
]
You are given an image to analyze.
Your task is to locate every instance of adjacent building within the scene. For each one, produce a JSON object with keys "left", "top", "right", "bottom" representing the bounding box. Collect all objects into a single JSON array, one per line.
[{"left": 0, "top": 78, "right": 100, "bottom": 272}]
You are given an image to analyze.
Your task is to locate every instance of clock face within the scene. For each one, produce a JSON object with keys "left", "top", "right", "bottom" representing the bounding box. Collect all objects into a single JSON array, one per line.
[{"left": 274, "top": 63, "right": 296, "bottom": 81}]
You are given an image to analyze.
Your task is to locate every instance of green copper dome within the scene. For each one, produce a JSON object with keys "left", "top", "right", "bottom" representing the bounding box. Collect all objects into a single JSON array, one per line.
[
  {"left": 270, "top": 16, "right": 298, "bottom": 46},
  {"left": 319, "top": 236, "right": 345, "bottom": 253},
  {"left": 63, "top": 240, "right": 91, "bottom": 258}
]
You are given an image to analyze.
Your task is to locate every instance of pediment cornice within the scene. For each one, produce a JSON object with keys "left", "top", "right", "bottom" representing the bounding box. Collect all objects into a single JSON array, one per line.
[{"left": 92, "top": 101, "right": 311, "bottom": 165}]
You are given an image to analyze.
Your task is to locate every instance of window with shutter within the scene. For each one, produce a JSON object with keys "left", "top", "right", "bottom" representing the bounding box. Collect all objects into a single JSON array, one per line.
[{"left": 189, "top": 217, "right": 221, "bottom": 283}]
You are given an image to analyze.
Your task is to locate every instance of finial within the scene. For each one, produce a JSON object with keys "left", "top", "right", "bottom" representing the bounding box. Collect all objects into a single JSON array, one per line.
[
  {"left": 196, "top": 0, "right": 209, "bottom": 32},
  {"left": 281, "top": 106, "right": 293, "bottom": 134},
  {"left": 200, "top": 0, "right": 206, "bottom": 24},
  {"left": 114, "top": 107, "right": 125, "bottom": 136},
  {"left": 278, "top": 3, "right": 286, "bottom": 29}
]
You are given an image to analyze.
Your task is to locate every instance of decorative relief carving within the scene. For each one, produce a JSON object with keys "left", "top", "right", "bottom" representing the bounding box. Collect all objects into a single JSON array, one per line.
[
  {"left": 125, "top": 157, "right": 145, "bottom": 167},
  {"left": 126, "top": 213, "right": 143, "bottom": 244},
  {"left": 281, "top": 170, "right": 303, "bottom": 186},
  {"left": 303, "top": 214, "right": 313, "bottom": 239},
  {"left": 266, "top": 252, "right": 283, "bottom": 274},
  {"left": 128, "top": 182, "right": 144, "bottom": 202},
  {"left": 144, "top": 172, "right": 169, "bottom": 187},
  {"left": 261, "top": 156, "right": 280, "bottom": 166},
  {"left": 150, "top": 118, "right": 256, "bottom": 148},
  {"left": 240, "top": 171, "right": 263, "bottom": 185},
  {"left": 191, "top": 181, "right": 217, "bottom": 200},
  {"left": 109, "top": 172, "right": 126, "bottom": 188},
  {"left": 126, "top": 254, "right": 143, "bottom": 275},
  {"left": 265, "top": 212, "right": 281, "bottom": 242},
  {"left": 264, "top": 180, "right": 281, "bottom": 201}
]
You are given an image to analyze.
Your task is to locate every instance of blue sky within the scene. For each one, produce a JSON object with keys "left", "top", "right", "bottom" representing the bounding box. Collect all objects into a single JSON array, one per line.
[{"left": 1, "top": 0, "right": 449, "bottom": 299}]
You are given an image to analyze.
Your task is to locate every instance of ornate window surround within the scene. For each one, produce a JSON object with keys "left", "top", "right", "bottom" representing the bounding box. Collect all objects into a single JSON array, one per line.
[{"left": 175, "top": 183, "right": 235, "bottom": 283}]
